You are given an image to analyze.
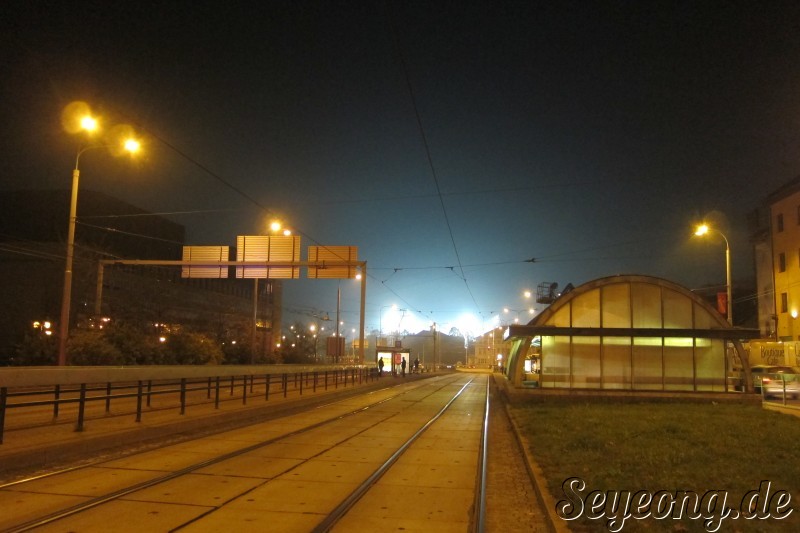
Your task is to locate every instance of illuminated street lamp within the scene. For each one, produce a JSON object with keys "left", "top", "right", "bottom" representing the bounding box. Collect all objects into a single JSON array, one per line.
[
  {"left": 523, "top": 289, "right": 532, "bottom": 299},
  {"left": 694, "top": 223, "right": 732, "bottom": 325},
  {"left": 269, "top": 219, "right": 292, "bottom": 236},
  {"left": 502, "top": 307, "right": 535, "bottom": 324},
  {"left": 58, "top": 112, "right": 140, "bottom": 366}
]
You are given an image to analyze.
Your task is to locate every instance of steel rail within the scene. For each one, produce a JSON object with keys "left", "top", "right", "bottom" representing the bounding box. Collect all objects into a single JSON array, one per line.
[
  {"left": 2, "top": 376, "right": 461, "bottom": 532},
  {"left": 310, "top": 377, "right": 480, "bottom": 533}
]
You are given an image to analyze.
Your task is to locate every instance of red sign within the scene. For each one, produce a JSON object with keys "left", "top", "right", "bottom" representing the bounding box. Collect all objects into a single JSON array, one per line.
[{"left": 716, "top": 292, "right": 728, "bottom": 316}]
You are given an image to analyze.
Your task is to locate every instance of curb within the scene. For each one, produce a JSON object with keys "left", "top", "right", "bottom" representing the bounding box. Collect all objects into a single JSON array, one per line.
[{"left": 491, "top": 375, "right": 570, "bottom": 533}]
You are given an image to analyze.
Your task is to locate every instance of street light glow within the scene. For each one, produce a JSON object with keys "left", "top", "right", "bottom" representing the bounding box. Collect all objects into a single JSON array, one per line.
[
  {"left": 58, "top": 103, "right": 143, "bottom": 365},
  {"left": 80, "top": 116, "right": 98, "bottom": 132},
  {"left": 124, "top": 138, "right": 140, "bottom": 153},
  {"left": 693, "top": 222, "right": 732, "bottom": 325}
]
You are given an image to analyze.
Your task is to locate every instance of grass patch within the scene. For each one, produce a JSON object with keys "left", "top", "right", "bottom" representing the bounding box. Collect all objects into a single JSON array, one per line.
[{"left": 511, "top": 401, "right": 800, "bottom": 532}]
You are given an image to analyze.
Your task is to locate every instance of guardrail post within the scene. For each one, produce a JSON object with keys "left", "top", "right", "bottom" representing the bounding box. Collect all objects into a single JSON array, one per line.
[
  {"left": 0, "top": 387, "right": 7, "bottom": 445},
  {"left": 136, "top": 380, "right": 143, "bottom": 422},
  {"left": 325, "top": 370, "right": 328, "bottom": 390},
  {"left": 335, "top": 369, "right": 338, "bottom": 389},
  {"left": 180, "top": 378, "right": 187, "bottom": 415},
  {"left": 230, "top": 376, "right": 235, "bottom": 396},
  {"left": 53, "top": 384, "right": 61, "bottom": 419},
  {"left": 313, "top": 371, "right": 317, "bottom": 393},
  {"left": 105, "top": 382, "right": 112, "bottom": 413},
  {"left": 250, "top": 374, "right": 255, "bottom": 394},
  {"left": 215, "top": 376, "right": 220, "bottom": 409},
  {"left": 299, "top": 372, "right": 303, "bottom": 396},
  {"left": 147, "top": 380, "right": 153, "bottom": 407},
  {"left": 242, "top": 375, "right": 248, "bottom": 405},
  {"left": 782, "top": 376, "right": 788, "bottom": 406},
  {"left": 75, "top": 383, "right": 87, "bottom": 432},
  {"left": 283, "top": 373, "right": 288, "bottom": 398},
  {"left": 207, "top": 377, "right": 212, "bottom": 399},
  {"left": 265, "top": 374, "right": 270, "bottom": 400}
]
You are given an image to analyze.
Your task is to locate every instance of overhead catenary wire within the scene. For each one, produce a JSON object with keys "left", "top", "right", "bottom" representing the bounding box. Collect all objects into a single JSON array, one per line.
[{"left": 386, "top": 4, "right": 481, "bottom": 316}]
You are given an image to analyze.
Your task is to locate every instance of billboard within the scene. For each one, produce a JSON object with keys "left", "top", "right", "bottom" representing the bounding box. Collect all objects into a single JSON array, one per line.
[
  {"left": 181, "top": 246, "right": 229, "bottom": 278},
  {"left": 236, "top": 235, "right": 301, "bottom": 279},
  {"left": 307, "top": 245, "right": 358, "bottom": 278}
]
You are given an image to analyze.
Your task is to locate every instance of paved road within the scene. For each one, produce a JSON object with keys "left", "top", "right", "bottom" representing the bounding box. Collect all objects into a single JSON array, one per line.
[{"left": 0, "top": 373, "right": 553, "bottom": 532}]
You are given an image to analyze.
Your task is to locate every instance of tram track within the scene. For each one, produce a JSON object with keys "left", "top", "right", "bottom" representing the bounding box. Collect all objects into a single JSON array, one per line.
[{"left": 0, "top": 374, "right": 491, "bottom": 532}]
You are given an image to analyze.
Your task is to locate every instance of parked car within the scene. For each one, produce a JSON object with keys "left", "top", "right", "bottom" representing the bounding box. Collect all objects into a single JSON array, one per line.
[{"left": 750, "top": 365, "right": 800, "bottom": 398}]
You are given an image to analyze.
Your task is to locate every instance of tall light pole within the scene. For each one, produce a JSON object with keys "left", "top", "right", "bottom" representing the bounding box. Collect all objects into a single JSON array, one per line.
[
  {"left": 58, "top": 115, "right": 140, "bottom": 366},
  {"left": 694, "top": 224, "right": 733, "bottom": 325}
]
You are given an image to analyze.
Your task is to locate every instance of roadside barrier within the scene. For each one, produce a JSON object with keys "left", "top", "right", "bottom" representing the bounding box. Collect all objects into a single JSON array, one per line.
[{"left": 0, "top": 366, "right": 376, "bottom": 444}]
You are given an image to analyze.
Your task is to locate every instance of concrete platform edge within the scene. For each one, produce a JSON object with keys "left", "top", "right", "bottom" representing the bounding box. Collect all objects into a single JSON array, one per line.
[{"left": 491, "top": 374, "right": 569, "bottom": 533}]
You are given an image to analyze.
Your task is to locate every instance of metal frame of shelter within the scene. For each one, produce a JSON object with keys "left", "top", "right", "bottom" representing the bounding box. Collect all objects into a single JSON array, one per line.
[
  {"left": 502, "top": 275, "right": 761, "bottom": 391},
  {"left": 94, "top": 259, "right": 368, "bottom": 363}
]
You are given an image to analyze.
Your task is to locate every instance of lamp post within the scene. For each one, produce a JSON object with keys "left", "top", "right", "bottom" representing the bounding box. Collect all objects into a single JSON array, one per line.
[
  {"left": 694, "top": 224, "right": 733, "bottom": 325},
  {"left": 502, "top": 307, "right": 535, "bottom": 325},
  {"left": 57, "top": 116, "right": 140, "bottom": 366}
]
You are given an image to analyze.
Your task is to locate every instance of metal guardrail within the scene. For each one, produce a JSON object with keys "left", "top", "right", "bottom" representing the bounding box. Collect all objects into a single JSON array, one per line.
[
  {"left": 0, "top": 367, "right": 377, "bottom": 444},
  {"left": 758, "top": 372, "right": 800, "bottom": 406}
]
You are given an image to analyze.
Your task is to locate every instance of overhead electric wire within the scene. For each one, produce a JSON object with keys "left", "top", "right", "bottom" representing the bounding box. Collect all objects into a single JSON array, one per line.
[
  {"left": 386, "top": 3, "right": 481, "bottom": 316},
  {"left": 76, "top": 221, "right": 186, "bottom": 246}
]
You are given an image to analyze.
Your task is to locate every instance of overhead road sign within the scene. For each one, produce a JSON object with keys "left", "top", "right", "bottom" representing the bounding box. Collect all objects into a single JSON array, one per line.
[
  {"left": 236, "top": 235, "right": 301, "bottom": 279},
  {"left": 307, "top": 246, "right": 358, "bottom": 279},
  {"left": 181, "top": 246, "right": 230, "bottom": 278}
]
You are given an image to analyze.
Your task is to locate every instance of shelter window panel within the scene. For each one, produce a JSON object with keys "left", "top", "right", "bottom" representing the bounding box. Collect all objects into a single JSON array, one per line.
[
  {"left": 663, "top": 288, "right": 692, "bottom": 329},
  {"left": 631, "top": 283, "right": 662, "bottom": 328},
  {"left": 632, "top": 337, "right": 664, "bottom": 390},
  {"left": 572, "top": 289, "right": 600, "bottom": 328},
  {"left": 663, "top": 337, "right": 694, "bottom": 391},
  {"left": 541, "top": 336, "right": 570, "bottom": 388},
  {"left": 572, "top": 336, "right": 601, "bottom": 389},
  {"left": 693, "top": 303, "right": 714, "bottom": 329},
  {"left": 695, "top": 338, "right": 725, "bottom": 391},
  {"left": 602, "top": 337, "right": 631, "bottom": 389},
  {"left": 601, "top": 283, "right": 631, "bottom": 328},
  {"left": 550, "top": 305, "right": 571, "bottom": 327}
]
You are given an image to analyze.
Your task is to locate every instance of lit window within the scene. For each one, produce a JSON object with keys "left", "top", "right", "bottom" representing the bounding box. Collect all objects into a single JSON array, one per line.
[
  {"left": 779, "top": 252, "right": 786, "bottom": 272},
  {"left": 781, "top": 293, "right": 788, "bottom": 313}
]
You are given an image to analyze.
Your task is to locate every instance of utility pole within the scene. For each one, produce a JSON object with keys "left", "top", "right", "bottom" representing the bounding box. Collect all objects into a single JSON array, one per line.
[{"left": 432, "top": 322, "right": 438, "bottom": 372}]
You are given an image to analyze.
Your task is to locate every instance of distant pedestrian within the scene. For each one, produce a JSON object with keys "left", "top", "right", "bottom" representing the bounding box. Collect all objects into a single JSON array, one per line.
[
  {"left": 378, "top": 357, "right": 384, "bottom": 377},
  {"left": 414, "top": 358, "right": 419, "bottom": 373},
  {"left": 401, "top": 357, "right": 406, "bottom": 377}
]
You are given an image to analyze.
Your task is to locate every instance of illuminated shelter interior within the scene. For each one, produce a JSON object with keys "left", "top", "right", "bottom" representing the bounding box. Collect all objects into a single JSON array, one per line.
[{"left": 503, "top": 275, "right": 760, "bottom": 391}]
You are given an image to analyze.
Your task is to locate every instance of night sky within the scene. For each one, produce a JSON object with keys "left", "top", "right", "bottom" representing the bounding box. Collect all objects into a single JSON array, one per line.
[{"left": 2, "top": 1, "right": 800, "bottom": 336}]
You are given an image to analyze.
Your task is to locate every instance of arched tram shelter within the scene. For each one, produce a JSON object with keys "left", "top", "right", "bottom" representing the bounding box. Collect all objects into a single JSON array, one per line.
[{"left": 502, "top": 275, "right": 761, "bottom": 392}]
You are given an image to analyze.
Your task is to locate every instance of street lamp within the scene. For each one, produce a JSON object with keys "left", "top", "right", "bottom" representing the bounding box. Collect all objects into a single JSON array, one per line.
[
  {"left": 694, "top": 223, "right": 733, "bottom": 325},
  {"left": 502, "top": 307, "right": 535, "bottom": 325},
  {"left": 57, "top": 112, "right": 140, "bottom": 366}
]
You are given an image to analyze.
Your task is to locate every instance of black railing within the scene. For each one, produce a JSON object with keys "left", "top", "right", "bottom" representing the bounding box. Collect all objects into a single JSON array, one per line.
[{"left": 0, "top": 367, "right": 377, "bottom": 444}]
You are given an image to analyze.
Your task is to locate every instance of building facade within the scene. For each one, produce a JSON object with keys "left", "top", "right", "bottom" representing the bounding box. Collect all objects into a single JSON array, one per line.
[
  {"left": 0, "top": 189, "right": 279, "bottom": 362},
  {"left": 762, "top": 177, "right": 800, "bottom": 342}
]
